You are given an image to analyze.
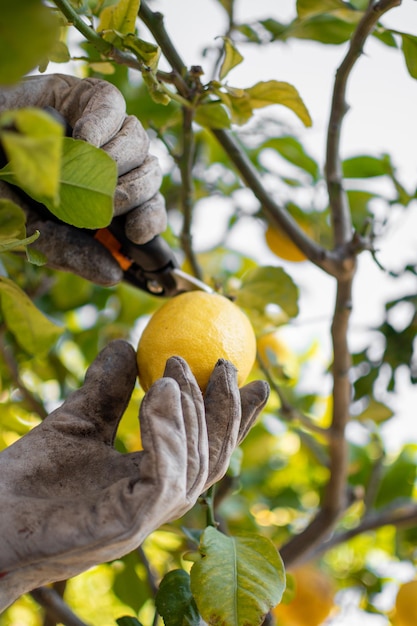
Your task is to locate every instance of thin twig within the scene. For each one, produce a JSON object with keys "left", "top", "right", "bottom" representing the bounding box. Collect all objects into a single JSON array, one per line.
[
  {"left": 43, "top": 581, "right": 67, "bottom": 626},
  {"left": 137, "top": 545, "right": 159, "bottom": 597},
  {"left": 31, "top": 587, "right": 90, "bottom": 626},
  {"left": 312, "top": 503, "right": 417, "bottom": 558},
  {"left": 179, "top": 106, "right": 202, "bottom": 279},
  {"left": 325, "top": 0, "right": 402, "bottom": 248},
  {"left": 0, "top": 328, "right": 48, "bottom": 419}
]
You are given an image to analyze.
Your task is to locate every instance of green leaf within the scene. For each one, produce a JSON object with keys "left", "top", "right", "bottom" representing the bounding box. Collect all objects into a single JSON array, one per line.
[
  {"left": 0, "top": 0, "right": 59, "bottom": 85},
  {"left": 375, "top": 445, "right": 417, "bottom": 509},
  {"left": 0, "top": 108, "right": 64, "bottom": 203},
  {"left": 155, "top": 569, "right": 200, "bottom": 626},
  {"left": 287, "top": 14, "right": 358, "bottom": 45},
  {"left": 342, "top": 155, "right": 391, "bottom": 178},
  {"left": 98, "top": 0, "right": 140, "bottom": 42},
  {"left": 401, "top": 33, "right": 417, "bottom": 79},
  {"left": 0, "top": 277, "right": 63, "bottom": 354},
  {"left": 195, "top": 103, "right": 231, "bottom": 129},
  {"left": 190, "top": 527, "right": 285, "bottom": 626},
  {"left": 48, "top": 40, "right": 72, "bottom": 64},
  {"left": 113, "top": 552, "right": 150, "bottom": 614},
  {"left": 0, "top": 200, "right": 40, "bottom": 254},
  {"left": 141, "top": 70, "right": 171, "bottom": 105},
  {"left": 245, "top": 81, "right": 312, "bottom": 127},
  {"left": 214, "top": 87, "right": 253, "bottom": 125},
  {"left": 219, "top": 37, "right": 244, "bottom": 80},
  {"left": 347, "top": 190, "right": 378, "bottom": 229},
  {"left": 236, "top": 266, "right": 299, "bottom": 319},
  {"left": 25, "top": 243, "right": 46, "bottom": 266},
  {"left": 262, "top": 137, "right": 320, "bottom": 181},
  {"left": 0, "top": 200, "right": 26, "bottom": 242},
  {"left": 356, "top": 398, "right": 394, "bottom": 424},
  {"left": 1, "top": 138, "right": 117, "bottom": 228}
]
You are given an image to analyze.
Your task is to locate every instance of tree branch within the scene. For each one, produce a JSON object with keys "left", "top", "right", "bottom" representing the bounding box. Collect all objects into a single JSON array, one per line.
[
  {"left": 31, "top": 587, "right": 90, "bottom": 626},
  {"left": 325, "top": 0, "right": 402, "bottom": 248},
  {"left": 137, "top": 2, "right": 348, "bottom": 280},
  {"left": 313, "top": 503, "right": 417, "bottom": 558},
  {"left": 53, "top": 0, "right": 145, "bottom": 72},
  {"left": 279, "top": 0, "right": 403, "bottom": 567}
]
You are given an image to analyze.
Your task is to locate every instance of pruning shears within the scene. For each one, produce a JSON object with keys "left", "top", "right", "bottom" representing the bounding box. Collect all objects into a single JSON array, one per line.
[{"left": 1, "top": 107, "right": 212, "bottom": 298}]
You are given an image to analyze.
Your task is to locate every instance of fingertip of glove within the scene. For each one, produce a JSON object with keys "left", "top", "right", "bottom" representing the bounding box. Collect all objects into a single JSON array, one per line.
[
  {"left": 240, "top": 379, "right": 270, "bottom": 411},
  {"left": 88, "top": 340, "right": 137, "bottom": 378}
]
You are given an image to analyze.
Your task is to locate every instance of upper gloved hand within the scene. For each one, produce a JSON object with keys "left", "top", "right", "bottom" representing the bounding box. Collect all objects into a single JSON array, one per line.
[
  {"left": 0, "top": 74, "right": 166, "bottom": 285},
  {"left": 0, "top": 339, "right": 269, "bottom": 612}
]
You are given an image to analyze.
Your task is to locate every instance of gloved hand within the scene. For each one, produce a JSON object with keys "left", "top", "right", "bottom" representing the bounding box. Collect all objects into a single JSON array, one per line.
[
  {"left": 0, "top": 339, "right": 269, "bottom": 611},
  {"left": 0, "top": 74, "right": 166, "bottom": 285}
]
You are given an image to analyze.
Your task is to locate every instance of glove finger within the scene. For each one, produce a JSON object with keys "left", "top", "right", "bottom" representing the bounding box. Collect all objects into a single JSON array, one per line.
[
  {"left": 136, "top": 377, "right": 188, "bottom": 490},
  {"left": 203, "top": 359, "right": 242, "bottom": 488},
  {"left": 101, "top": 115, "right": 150, "bottom": 176},
  {"left": 163, "top": 357, "right": 208, "bottom": 501},
  {"left": 51, "top": 340, "right": 137, "bottom": 444},
  {"left": 70, "top": 78, "right": 127, "bottom": 146},
  {"left": 0, "top": 75, "right": 126, "bottom": 147},
  {"left": 26, "top": 217, "right": 123, "bottom": 286},
  {"left": 113, "top": 155, "right": 163, "bottom": 216},
  {"left": 124, "top": 193, "right": 167, "bottom": 244},
  {"left": 237, "top": 380, "right": 270, "bottom": 446}
]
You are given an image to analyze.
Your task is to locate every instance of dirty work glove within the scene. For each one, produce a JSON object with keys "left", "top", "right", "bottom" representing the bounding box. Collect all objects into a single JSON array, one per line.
[
  {"left": 0, "top": 74, "right": 166, "bottom": 285},
  {"left": 0, "top": 339, "right": 269, "bottom": 611}
]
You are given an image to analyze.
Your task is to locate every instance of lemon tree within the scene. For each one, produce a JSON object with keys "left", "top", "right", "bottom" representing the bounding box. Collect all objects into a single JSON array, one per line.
[{"left": 2, "top": 0, "right": 417, "bottom": 625}]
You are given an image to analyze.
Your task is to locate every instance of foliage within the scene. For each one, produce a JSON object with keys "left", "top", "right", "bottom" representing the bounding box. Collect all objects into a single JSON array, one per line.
[{"left": 1, "top": 0, "right": 417, "bottom": 625}]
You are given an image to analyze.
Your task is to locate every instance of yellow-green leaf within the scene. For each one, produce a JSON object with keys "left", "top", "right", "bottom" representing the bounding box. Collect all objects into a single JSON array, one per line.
[
  {"left": 0, "top": 0, "right": 59, "bottom": 85},
  {"left": 190, "top": 527, "right": 285, "bottom": 626},
  {"left": 245, "top": 80, "right": 312, "bottom": 127},
  {"left": 219, "top": 37, "right": 244, "bottom": 80},
  {"left": 98, "top": 0, "right": 140, "bottom": 42},
  {"left": 122, "top": 34, "right": 161, "bottom": 70},
  {"left": 356, "top": 399, "right": 394, "bottom": 424},
  {"left": 297, "top": 0, "right": 348, "bottom": 19},
  {"left": 0, "top": 108, "right": 63, "bottom": 203},
  {"left": 0, "top": 277, "right": 63, "bottom": 354},
  {"left": 195, "top": 102, "right": 231, "bottom": 129},
  {"left": 0, "top": 199, "right": 26, "bottom": 243}
]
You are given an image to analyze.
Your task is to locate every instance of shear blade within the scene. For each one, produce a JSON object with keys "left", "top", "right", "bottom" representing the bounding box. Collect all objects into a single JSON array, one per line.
[{"left": 172, "top": 268, "right": 213, "bottom": 294}]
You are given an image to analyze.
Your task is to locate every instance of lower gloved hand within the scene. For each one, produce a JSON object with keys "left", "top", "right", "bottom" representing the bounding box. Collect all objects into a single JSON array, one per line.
[
  {"left": 0, "top": 339, "right": 269, "bottom": 611},
  {"left": 0, "top": 74, "right": 166, "bottom": 285}
]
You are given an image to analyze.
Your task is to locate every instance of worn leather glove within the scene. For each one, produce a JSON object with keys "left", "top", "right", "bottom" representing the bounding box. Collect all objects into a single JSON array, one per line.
[
  {"left": 0, "top": 339, "right": 269, "bottom": 611},
  {"left": 0, "top": 74, "right": 166, "bottom": 285}
]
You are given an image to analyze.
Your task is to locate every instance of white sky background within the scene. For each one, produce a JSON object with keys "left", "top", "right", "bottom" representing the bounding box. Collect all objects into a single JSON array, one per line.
[{"left": 138, "top": 0, "right": 417, "bottom": 458}]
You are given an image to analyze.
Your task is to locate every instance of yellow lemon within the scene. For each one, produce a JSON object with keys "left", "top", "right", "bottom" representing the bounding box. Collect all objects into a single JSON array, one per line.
[
  {"left": 137, "top": 291, "right": 256, "bottom": 392},
  {"left": 394, "top": 580, "right": 417, "bottom": 626},
  {"left": 257, "top": 331, "right": 299, "bottom": 385},
  {"left": 265, "top": 219, "right": 313, "bottom": 263},
  {"left": 272, "top": 565, "right": 335, "bottom": 626}
]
